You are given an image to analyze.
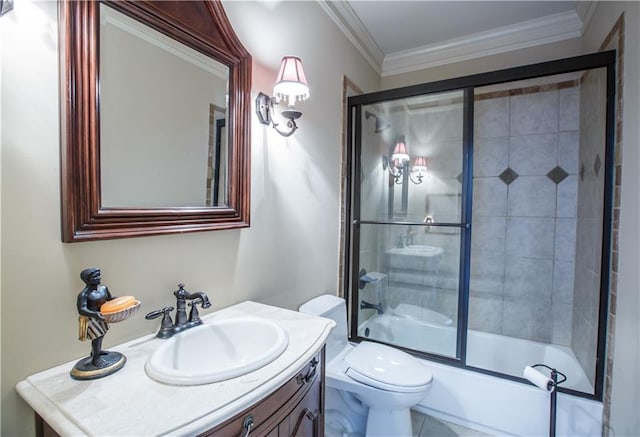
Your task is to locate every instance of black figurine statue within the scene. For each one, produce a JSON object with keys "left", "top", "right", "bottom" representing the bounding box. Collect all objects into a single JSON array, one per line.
[{"left": 70, "top": 267, "right": 126, "bottom": 380}]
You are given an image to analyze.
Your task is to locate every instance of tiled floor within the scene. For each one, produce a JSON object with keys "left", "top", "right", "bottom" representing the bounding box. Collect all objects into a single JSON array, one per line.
[{"left": 411, "top": 410, "right": 493, "bottom": 437}]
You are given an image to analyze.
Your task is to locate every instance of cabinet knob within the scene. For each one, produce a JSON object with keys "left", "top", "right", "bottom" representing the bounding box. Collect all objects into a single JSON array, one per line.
[{"left": 239, "top": 415, "right": 254, "bottom": 437}]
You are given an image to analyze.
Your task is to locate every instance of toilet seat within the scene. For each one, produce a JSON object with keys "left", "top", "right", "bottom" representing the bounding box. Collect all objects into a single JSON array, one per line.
[{"left": 344, "top": 342, "right": 433, "bottom": 393}]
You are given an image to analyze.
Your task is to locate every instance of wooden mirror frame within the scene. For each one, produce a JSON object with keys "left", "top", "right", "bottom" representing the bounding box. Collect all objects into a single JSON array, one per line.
[{"left": 59, "top": 0, "right": 251, "bottom": 242}]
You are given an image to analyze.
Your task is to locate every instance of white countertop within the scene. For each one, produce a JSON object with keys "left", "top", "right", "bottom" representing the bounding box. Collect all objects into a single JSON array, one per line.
[{"left": 16, "top": 301, "right": 335, "bottom": 436}]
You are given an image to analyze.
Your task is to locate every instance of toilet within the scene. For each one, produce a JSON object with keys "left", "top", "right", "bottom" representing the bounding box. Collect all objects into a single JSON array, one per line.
[{"left": 300, "top": 294, "right": 433, "bottom": 437}]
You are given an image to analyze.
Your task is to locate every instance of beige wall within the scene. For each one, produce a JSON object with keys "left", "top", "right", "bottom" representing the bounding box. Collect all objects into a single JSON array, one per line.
[
  {"left": 0, "top": 1, "right": 379, "bottom": 435},
  {"left": 582, "top": 3, "right": 640, "bottom": 436}
]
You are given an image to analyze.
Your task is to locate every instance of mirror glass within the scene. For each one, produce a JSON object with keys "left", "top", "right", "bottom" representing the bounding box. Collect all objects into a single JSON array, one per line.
[{"left": 100, "top": 4, "right": 229, "bottom": 208}]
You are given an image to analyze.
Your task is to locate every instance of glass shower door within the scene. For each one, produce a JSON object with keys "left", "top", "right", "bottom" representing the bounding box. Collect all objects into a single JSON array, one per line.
[
  {"left": 466, "top": 68, "right": 610, "bottom": 396},
  {"left": 347, "top": 52, "right": 615, "bottom": 399},
  {"left": 353, "top": 90, "right": 467, "bottom": 359}
]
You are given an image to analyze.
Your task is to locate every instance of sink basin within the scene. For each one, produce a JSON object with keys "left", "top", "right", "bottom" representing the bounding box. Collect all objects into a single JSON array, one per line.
[
  {"left": 387, "top": 245, "right": 444, "bottom": 257},
  {"left": 145, "top": 317, "right": 289, "bottom": 386}
]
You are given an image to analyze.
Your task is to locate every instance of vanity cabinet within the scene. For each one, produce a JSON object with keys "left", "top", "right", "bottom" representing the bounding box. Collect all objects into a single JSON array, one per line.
[
  {"left": 201, "top": 349, "right": 325, "bottom": 437},
  {"left": 33, "top": 349, "right": 325, "bottom": 437},
  {"left": 21, "top": 302, "right": 334, "bottom": 437}
]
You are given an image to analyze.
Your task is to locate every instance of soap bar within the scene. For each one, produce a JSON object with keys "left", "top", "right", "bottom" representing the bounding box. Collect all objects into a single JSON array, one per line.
[{"left": 101, "top": 296, "right": 137, "bottom": 314}]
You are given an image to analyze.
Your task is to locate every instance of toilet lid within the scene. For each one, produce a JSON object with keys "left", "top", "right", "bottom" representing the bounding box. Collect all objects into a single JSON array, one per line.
[{"left": 344, "top": 342, "right": 433, "bottom": 393}]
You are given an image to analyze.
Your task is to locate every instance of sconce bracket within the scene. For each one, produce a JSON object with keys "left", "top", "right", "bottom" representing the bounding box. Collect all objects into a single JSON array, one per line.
[
  {"left": 255, "top": 92, "right": 301, "bottom": 137},
  {"left": 256, "top": 92, "right": 272, "bottom": 126},
  {"left": 381, "top": 155, "right": 389, "bottom": 171},
  {"left": 410, "top": 173, "right": 424, "bottom": 184}
]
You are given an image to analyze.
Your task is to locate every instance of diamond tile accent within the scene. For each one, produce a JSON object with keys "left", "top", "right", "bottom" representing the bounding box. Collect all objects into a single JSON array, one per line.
[
  {"left": 499, "top": 167, "right": 519, "bottom": 185},
  {"left": 580, "top": 163, "right": 585, "bottom": 181},
  {"left": 547, "top": 166, "right": 569, "bottom": 184},
  {"left": 594, "top": 154, "right": 602, "bottom": 177},
  {"left": 456, "top": 172, "right": 463, "bottom": 184}
]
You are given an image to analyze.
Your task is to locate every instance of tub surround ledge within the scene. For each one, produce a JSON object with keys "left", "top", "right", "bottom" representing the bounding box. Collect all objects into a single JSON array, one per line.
[{"left": 16, "top": 301, "right": 335, "bottom": 436}]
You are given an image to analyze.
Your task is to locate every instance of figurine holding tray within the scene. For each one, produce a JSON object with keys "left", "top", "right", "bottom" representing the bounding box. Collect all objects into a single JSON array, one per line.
[{"left": 71, "top": 267, "right": 140, "bottom": 380}]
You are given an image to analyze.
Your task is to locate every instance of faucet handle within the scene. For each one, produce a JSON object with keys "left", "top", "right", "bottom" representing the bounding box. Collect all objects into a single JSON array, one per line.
[
  {"left": 145, "top": 307, "right": 175, "bottom": 338},
  {"left": 145, "top": 306, "right": 174, "bottom": 320},
  {"left": 188, "top": 299, "right": 202, "bottom": 323}
]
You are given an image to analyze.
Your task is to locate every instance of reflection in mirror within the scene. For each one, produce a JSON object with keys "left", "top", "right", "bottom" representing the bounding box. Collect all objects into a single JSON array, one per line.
[
  {"left": 206, "top": 105, "right": 227, "bottom": 206},
  {"left": 100, "top": 4, "right": 229, "bottom": 208},
  {"left": 59, "top": 0, "right": 251, "bottom": 241},
  {"left": 360, "top": 90, "right": 464, "bottom": 222}
]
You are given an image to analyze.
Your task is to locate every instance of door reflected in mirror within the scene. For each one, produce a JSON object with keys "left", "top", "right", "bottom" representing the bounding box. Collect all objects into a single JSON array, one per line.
[
  {"left": 99, "top": 4, "right": 230, "bottom": 208},
  {"left": 206, "top": 105, "right": 227, "bottom": 206}
]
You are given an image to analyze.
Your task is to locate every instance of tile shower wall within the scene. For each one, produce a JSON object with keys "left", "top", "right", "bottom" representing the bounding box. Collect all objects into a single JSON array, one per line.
[
  {"left": 573, "top": 69, "right": 606, "bottom": 386},
  {"left": 470, "top": 83, "right": 580, "bottom": 345}
]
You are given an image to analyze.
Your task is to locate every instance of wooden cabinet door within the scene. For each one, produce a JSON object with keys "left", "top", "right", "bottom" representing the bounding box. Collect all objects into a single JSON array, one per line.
[{"left": 287, "top": 377, "right": 321, "bottom": 437}]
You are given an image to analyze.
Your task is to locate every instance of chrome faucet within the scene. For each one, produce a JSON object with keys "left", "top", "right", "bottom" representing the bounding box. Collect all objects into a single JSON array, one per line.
[
  {"left": 145, "top": 283, "right": 211, "bottom": 339},
  {"left": 405, "top": 226, "right": 415, "bottom": 246},
  {"left": 396, "top": 226, "right": 416, "bottom": 248}
]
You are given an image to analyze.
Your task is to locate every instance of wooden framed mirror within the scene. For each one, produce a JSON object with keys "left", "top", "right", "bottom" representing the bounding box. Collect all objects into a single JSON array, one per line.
[{"left": 59, "top": 0, "right": 251, "bottom": 242}]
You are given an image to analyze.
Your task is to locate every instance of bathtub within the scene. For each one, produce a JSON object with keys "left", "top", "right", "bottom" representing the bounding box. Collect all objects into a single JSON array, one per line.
[{"left": 360, "top": 314, "right": 603, "bottom": 436}]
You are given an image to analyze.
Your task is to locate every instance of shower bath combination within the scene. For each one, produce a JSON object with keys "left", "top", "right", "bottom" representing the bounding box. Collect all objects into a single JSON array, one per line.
[{"left": 345, "top": 50, "right": 616, "bottom": 410}]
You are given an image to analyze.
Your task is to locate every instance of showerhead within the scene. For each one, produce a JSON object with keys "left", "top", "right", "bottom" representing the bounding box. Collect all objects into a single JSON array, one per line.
[{"left": 365, "top": 110, "right": 391, "bottom": 133}]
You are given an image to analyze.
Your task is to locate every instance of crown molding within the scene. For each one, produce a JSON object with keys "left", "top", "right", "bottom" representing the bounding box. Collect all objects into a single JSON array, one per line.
[
  {"left": 381, "top": 10, "right": 584, "bottom": 77},
  {"left": 576, "top": 1, "right": 599, "bottom": 32},
  {"left": 318, "top": 1, "right": 596, "bottom": 79},
  {"left": 102, "top": 5, "right": 228, "bottom": 79},
  {"left": 317, "top": 0, "right": 383, "bottom": 74}
]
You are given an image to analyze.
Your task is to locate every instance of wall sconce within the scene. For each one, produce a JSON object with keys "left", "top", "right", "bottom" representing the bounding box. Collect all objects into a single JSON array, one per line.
[
  {"left": 410, "top": 156, "right": 428, "bottom": 184},
  {"left": 0, "top": 0, "right": 14, "bottom": 16},
  {"left": 256, "top": 56, "right": 309, "bottom": 137},
  {"left": 382, "top": 135, "right": 427, "bottom": 184}
]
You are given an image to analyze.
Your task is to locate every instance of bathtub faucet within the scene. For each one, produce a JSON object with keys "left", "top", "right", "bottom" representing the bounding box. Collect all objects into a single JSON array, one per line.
[
  {"left": 360, "top": 300, "right": 384, "bottom": 314},
  {"left": 404, "top": 226, "right": 418, "bottom": 246}
]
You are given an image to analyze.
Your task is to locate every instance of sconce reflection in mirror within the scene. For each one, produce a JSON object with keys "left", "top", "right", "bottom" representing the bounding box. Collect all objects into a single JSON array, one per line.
[
  {"left": 256, "top": 56, "right": 309, "bottom": 137},
  {"left": 0, "top": 0, "right": 14, "bottom": 16},
  {"left": 382, "top": 135, "right": 427, "bottom": 184}
]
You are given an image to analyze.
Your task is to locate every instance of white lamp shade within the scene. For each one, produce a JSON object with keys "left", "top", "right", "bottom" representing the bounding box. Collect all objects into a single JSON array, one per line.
[
  {"left": 412, "top": 156, "right": 428, "bottom": 174},
  {"left": 273, "top": 56, "right": 309, "bottom": 106},
  {"left": 391, "top": 141, "right": 410, "bottom": 163}
]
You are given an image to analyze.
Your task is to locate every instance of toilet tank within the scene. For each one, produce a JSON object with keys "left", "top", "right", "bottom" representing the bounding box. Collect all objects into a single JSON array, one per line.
[{"left": 299, "top": 294, "right": 348, "bottom": 361}]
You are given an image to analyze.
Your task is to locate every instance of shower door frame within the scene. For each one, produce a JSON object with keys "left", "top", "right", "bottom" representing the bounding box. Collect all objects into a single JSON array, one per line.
[{"left": 345, "top": 50, "right": 616, "bottom": 401}]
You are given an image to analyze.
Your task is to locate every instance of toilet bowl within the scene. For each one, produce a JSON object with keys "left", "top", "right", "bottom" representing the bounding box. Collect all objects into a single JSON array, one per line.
[{"left": 300, "top": 294, "right": 433, "bottom": 437}]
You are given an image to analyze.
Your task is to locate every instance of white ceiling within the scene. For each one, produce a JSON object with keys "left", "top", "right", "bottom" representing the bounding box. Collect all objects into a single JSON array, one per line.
[{"left": 319, "top": 1, "right": 598, "bottom": 76}]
